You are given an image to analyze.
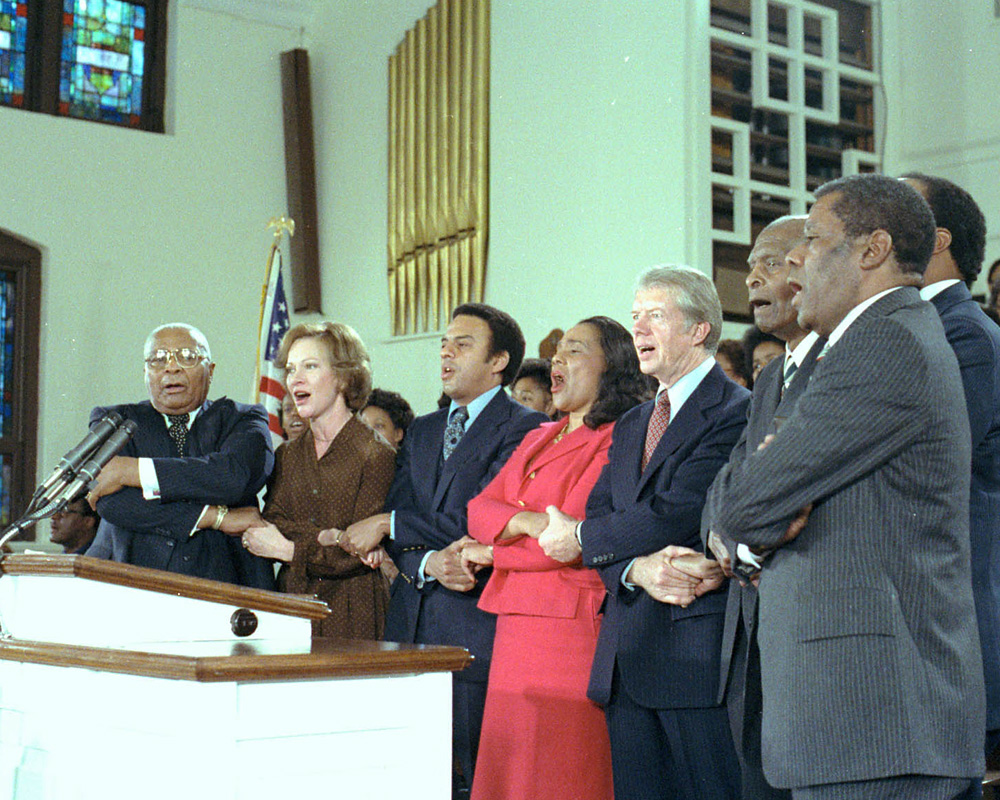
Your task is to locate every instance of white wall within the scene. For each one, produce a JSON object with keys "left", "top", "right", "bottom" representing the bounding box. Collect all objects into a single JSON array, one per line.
[{"left": 882, "top": 0, "right": 1000, "bottom": 295}]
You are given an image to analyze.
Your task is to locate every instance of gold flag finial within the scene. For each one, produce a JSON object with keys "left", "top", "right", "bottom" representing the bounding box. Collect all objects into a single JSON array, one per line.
[{"left": 267, "top": 216, "right": 295, "bottom": 243}]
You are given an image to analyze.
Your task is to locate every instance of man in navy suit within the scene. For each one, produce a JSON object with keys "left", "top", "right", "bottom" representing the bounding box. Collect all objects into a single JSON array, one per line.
[
  {"left": 338, "top": 303, "right": 545, "bottom": 798},
  {"left": 540, "top": 266, "right": 749, "bottom": 800},
  {"left": 85, "top": 323, "right": 275, "bottom": 589},
  {"left": 903, "top": 173, "right": 1000, "bottom": 761}
]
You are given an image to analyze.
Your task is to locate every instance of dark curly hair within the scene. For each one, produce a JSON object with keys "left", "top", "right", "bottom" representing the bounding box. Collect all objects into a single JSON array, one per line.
[
  {"left": 364, "top": 388, "right": 415, "bottom": 434},
  {"left": 513, "top": 358, "right": 552, "bottom": 392},
  {"left": 900, "top": 172, "right": 986, "bottom": 285},
  {"left": 573, "top": 316, "right": 646, "bottom": 429}
]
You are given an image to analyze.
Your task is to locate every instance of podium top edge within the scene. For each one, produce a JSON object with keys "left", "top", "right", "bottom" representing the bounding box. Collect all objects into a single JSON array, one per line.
[{"left": 0, "top": 554, "right": 330, "bottom": 620}]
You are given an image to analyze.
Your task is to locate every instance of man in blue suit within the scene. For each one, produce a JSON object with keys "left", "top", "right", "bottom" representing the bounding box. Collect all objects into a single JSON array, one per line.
[
  {"left": 338, "top": 303, "right": 545, "bottom": 798},
  {"left": 903, "top": 173, "right": 1000, "bottom": 760},
  {"left": 540, "top": 266, "right": 749, "bottom": 800},
  {"left": 85, "top": 323, "right": 275, "bottom": 589}
]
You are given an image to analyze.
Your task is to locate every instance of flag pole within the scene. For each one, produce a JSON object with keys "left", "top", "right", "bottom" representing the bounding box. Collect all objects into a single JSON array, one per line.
[{"left": 254, "top": 216, "right": 295, "bottom": 402}]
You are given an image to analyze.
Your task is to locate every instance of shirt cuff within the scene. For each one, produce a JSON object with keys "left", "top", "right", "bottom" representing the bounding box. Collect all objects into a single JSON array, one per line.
[
  {"left": 389, "top": 510, "right": 396, "bottom": 541},
  {"left": 575, "top": 521, "right": 584, "bottom": 546},
  {"left": 621, "top": 558, "right": 638, "bottom": 591},
  {"left": 192, "top": 506, "right": 210, "bottom": 537},
  {"left": 736, "top": 543, "right": 764, "bottom": 569},
  {"left": 138, "top": 458, "right": 160, "bottom": 500},
  {"left": 417, "top": 550, "right": 437, "bottom": 588}
]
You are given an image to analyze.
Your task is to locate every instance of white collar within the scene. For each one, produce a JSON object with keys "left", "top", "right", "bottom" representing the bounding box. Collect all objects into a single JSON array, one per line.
[
  {"left": 825, "top": 287, "right": 903, "bottom": 351},
  {"left": 661, "top": 355, "right": 715, "bottom": 422},
  {"left": 919, "top": 278, "right": 961, "bottom": 301},
  {"left": 785, "top": 330, "right": 821, "bottom": 370}
]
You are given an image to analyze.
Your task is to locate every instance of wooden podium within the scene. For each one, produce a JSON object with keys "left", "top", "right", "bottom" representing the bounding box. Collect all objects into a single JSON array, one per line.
[{"left": 0, "top": 555, "right": 471, "bottom": 800}]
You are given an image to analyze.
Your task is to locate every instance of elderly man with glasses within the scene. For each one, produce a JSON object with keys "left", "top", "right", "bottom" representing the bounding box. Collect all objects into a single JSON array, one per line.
[{"left": 84, "top": 323, "right": 275, "bottom": 588}]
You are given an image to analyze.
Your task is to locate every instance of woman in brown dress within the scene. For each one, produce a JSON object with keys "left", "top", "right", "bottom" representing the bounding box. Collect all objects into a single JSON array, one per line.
[{"left": 241, "top": 321, "right": 396, "bottom": 639}]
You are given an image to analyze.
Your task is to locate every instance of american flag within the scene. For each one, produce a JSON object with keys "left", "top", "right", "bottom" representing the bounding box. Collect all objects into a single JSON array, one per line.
[{"left": 254, "top": 244, "right": 290, "bottom": 445}]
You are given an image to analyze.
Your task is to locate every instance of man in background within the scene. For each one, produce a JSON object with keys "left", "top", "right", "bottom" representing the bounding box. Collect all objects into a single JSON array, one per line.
[
  {"left": 902, "top": 172, "right": 1000, "bottom": 761},
  {"left": 705, "top": 215, "right": 821, "bottom": 800},
  {"left": 51, "top": 497, "right": 100, "bottom": 554}
]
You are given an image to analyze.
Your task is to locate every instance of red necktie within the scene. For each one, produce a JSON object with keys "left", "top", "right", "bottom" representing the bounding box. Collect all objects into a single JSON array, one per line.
[{"left": 642, "top": 392, "right": 671, "bottom": 470}]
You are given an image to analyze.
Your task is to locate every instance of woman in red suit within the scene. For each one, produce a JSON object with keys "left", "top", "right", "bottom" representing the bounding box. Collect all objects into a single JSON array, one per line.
[{"left": 464, "top": 316, "right": 646, "bottom": 800}]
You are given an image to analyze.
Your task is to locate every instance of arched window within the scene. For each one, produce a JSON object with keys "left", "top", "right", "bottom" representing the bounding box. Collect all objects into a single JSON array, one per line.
[{"left": 0, "top": 231, "right": 41, "bottom": 534}]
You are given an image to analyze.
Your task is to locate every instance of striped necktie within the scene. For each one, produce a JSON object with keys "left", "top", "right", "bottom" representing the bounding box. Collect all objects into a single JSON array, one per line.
[
  {"left": 782, "top": 356, "right": 798, "bottom": 394},
  {"left": 642, "top": 392, "right": 671, "bottom": 470}
]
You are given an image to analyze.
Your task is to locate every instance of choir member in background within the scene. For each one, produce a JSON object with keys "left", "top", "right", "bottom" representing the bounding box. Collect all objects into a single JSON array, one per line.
[
  {"left": 510, "top": 358, "right": 555, "bottom": 417},
  {"left": 361, "top": 387, "right": 415, "bottom": 450}
]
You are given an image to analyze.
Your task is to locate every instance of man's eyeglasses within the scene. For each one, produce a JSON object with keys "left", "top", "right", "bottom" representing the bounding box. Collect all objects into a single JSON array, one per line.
[{"left": 145, "top": 348, "right": 207, "bottom": 370}]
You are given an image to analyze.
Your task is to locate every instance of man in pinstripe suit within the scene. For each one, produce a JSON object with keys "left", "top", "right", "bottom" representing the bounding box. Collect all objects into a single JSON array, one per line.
[{"left": 713, "top": 174, "right": 985, "bottom": 800}]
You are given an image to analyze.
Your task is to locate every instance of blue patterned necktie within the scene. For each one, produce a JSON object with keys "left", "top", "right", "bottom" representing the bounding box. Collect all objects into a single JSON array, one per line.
[
  {"left": 167, "top": 413, "right": 189, "bottom": 456},
  {"left": 443, "top": 406, "right": 469, "bottom": 461}
]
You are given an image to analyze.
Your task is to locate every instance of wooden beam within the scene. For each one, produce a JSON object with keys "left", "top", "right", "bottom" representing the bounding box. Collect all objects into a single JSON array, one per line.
[{"left": 280, "top": 48, "right": 322, "bottom": 313}]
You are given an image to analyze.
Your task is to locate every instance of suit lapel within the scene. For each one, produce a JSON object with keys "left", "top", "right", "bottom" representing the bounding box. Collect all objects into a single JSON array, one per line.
[
  {"left": 431, "top": 391, "right": 510, "bottom": 509},
  {"left": 636, "top": 367, "right": 724, "bottom": 496},
  {"left": 186, "top": 399, "right": 216, "bottom": 457},
  {"left": 773, "top": 336, "right": 825, "bottom": 419}
]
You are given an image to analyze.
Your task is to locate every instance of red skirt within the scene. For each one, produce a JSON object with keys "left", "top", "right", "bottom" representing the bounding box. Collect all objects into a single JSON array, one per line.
[{"left": 471, "top": 603, "right": 614, "bottom": 800}]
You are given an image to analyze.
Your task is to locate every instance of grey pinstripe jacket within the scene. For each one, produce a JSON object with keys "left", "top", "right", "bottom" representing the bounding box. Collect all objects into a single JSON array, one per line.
[{"left": 711, "top": 287, "right": 986, "bottom": 788}]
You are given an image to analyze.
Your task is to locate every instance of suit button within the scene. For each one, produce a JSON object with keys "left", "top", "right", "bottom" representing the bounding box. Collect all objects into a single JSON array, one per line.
[
  {"left": 166, "top": 541, "right": 175, "bottom": 548},
  {"left": 312, "top": 489, "right": 318, "bottom": 495}
]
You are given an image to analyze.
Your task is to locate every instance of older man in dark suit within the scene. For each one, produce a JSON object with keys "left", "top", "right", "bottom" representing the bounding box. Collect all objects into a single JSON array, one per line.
[
  {"left": 713, "top": 174, "right": 985, "bottom": 799},
  {"left": 699, "top": 215, "right": 821, "bottom": 800},
  {"left": 901, "top": 173, "right": 1000, "bottom": 762},
  {"left": 337, "top": 303, "right": 545, "bottom": 798},
  {"left": 539, "top": 265, "right": 750, "bottom": 800},
  {"left": 85, "top": 323, "right": 275, "bottom": 589}
]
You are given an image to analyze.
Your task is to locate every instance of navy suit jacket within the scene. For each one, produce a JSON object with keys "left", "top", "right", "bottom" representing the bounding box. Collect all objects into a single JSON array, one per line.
[
  {"left": 86, "top": 398, "right": 276, "bottom": 589},
  {"left": 383, "top": 389, "right": 545, "bottom": 682},
  {"left": 932, "top": 281, "right": 1000, "bottom": 731},
  {"left": 582, "top": 363, "right": 750, "bottom": 707}
]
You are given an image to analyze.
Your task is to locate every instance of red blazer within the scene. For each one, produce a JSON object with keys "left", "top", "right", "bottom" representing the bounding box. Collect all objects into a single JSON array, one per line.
[{"left": 468, "top": 419, "right": 613, "bottom": 619}]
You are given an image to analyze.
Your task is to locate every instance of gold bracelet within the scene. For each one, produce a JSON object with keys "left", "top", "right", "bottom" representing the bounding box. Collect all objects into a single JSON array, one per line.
[{"left": 211, "top": 505, "right": 229, "bottom": 530}]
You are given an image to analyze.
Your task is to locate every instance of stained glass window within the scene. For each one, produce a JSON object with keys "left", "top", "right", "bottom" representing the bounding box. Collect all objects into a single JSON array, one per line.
[
  {"left": 59, "top": 0, "right": 146, "bottom": 125},
  {"left": 0, "top": 234, "right": 40, "bottom": 539},
  {"left": 0, "top": 1, "right": 28, "bottom": 107},
  {"left": 0, "top": 272, "right": 13, "bottom": 441}
]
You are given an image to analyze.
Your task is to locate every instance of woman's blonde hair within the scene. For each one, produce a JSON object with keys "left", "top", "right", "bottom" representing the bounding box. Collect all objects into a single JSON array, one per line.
[{"left": 277, "top": 321, "right": 372, "bottom": 411}]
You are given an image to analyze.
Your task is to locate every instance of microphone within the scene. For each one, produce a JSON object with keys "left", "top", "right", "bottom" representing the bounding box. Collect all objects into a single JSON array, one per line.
[
  {"left": 50, "top": 420, "right": 139, "bottom": 510},
  {"left": 35, "top": 412, "right": 124, "bottom": 504}
]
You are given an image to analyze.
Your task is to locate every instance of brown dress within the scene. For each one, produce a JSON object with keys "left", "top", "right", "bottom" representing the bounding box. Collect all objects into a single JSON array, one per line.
[{"left": 264, "top": 414, "right": 396, "bottom": 639}]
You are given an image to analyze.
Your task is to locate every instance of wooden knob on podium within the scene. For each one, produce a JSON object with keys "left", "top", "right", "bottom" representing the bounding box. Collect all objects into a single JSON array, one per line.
[{"left": 230, "top": 608, "right": 259, "bottom": 637}]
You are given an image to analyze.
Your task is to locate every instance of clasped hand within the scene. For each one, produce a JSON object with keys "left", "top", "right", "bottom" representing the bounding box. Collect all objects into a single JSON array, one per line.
[{"left": 628, "top": 546, "right": 726, "bottom": 607}]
